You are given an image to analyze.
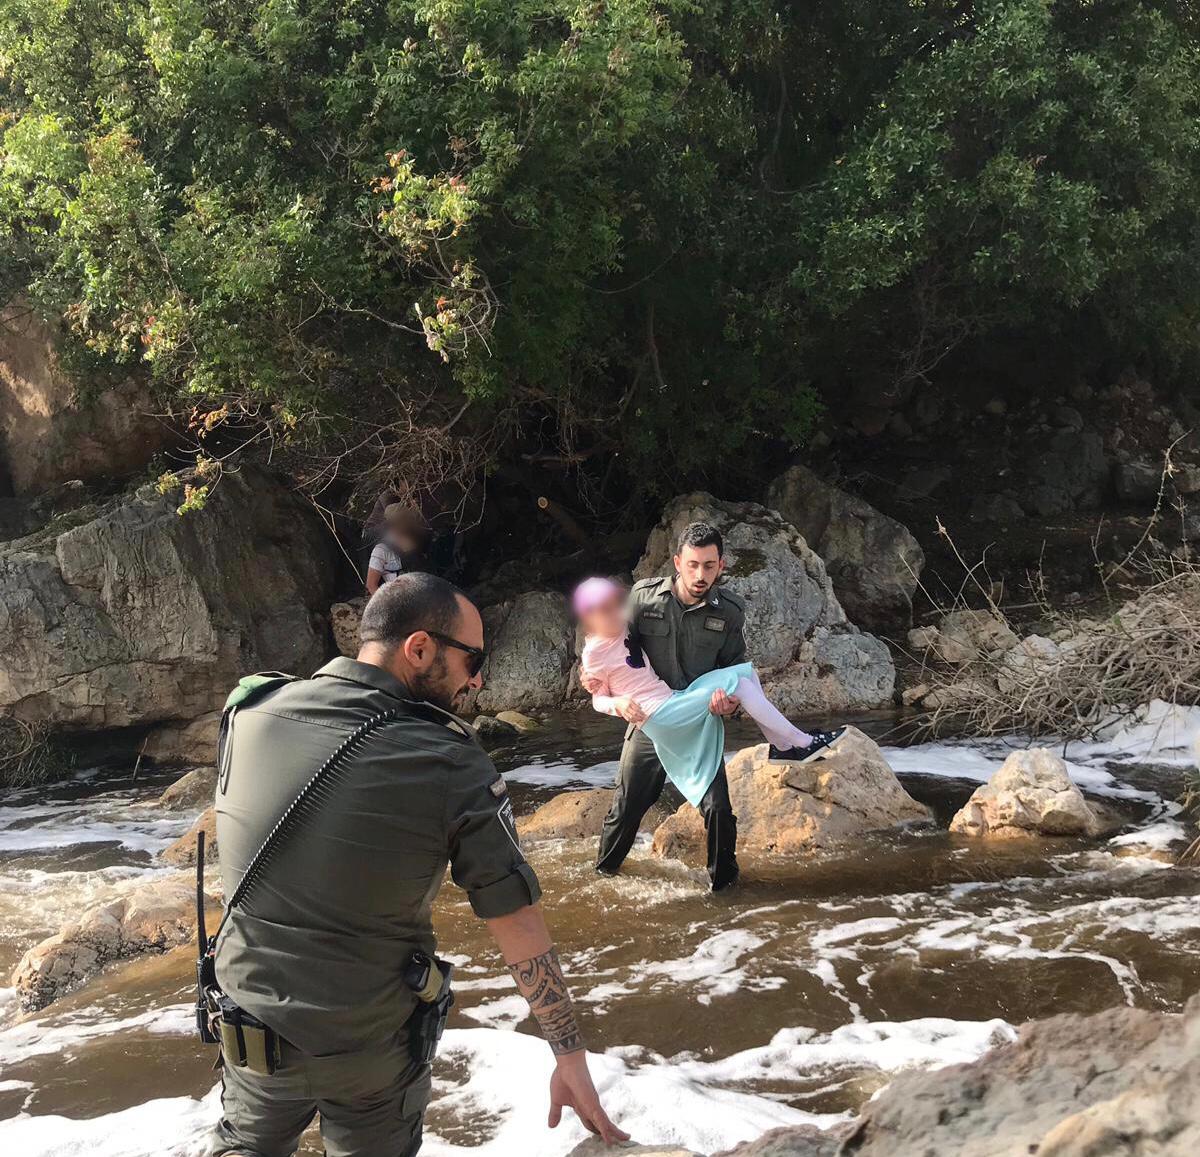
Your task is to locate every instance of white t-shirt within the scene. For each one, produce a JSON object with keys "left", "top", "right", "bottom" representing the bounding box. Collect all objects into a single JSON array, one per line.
[{"left": 368, "top": 541, "right": 405, "bottom": 584}]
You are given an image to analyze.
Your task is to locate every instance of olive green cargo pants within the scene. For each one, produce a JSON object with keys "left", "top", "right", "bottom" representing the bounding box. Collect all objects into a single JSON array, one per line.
[{"left": 210, "top": 1034, "right": 431, "bottom": 1157}]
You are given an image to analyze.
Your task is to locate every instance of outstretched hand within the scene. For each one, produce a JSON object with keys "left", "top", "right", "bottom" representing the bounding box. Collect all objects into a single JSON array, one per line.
[
  {"left": 549, "top": 1051, "right": 629, "bottom": 1145},
  {"left": 709, "top": 688, "right": 740, "bottom": 716}
]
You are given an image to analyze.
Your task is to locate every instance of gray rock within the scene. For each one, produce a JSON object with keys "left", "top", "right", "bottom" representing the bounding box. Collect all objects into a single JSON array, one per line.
[
  {"left": 331, "top": 595, "right": 367, "bottom": 658},
  {"left": 969, "top": 493, "right": 1025, "bottom": 523},
  {"left": 719, "top": 1125, "right": 846, "bottom": 1156},
  {"left": 1018, "top": 429, "right": 1109, "bottom": 516},
  {"left": 155, "top": 766, "right": 217, "bottom": 811},
  {"left": 635, "top": 493, "right": 894, "bottom": 709},
  {"left": 907, "top": 610, "right": 1018, "bottom": 665},
  {"left": 470, "top": 591, "right": 574, "bottom": 713},
  {"left": 766, "top": 464, "right": 925, "bottom": 631},
  {"left": 143, "top": 712, "right": 221, "bottom": 765},
  {"left": 834, "top": 997, "right": 1200, "bottom": 1156},
  {"left": 949, "top": 749, "right": 1115, "bottom": 839},
  {"left": 1114, "top": 461, "right": 1163, "bottom": 505},
  {"left": 0, "top": 466, "right": 336, "bottom": 731}
]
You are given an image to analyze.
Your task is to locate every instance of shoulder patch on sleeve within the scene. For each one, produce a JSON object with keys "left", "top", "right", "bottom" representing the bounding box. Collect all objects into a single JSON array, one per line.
[{"left": 488, "top": 775, "right": 508, "bottom": 798}]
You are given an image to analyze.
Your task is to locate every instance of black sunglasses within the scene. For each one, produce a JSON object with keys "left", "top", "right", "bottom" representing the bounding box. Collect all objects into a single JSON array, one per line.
[{"left": 425, "top": 630, "right": 486, "bottom": 677}]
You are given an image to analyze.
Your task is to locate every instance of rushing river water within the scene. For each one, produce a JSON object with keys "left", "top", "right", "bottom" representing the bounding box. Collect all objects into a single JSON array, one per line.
[{"left": 1, "top": 705, "right": 1199, "bottom": 1155}]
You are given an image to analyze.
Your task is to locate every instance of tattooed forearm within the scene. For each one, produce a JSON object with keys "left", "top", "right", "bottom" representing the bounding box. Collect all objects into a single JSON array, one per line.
[{"left": 508, "top": 946, "right": 585, "bottom": 1055}]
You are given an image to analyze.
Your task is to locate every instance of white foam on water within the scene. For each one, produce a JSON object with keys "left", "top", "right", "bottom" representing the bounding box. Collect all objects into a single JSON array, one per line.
[
  {"left": 681, "top": 1016, "right": 1015, "bottom": 1085},
  {"left": 636, "top": 928, "right": 765, "bottom": 1003},
  {"left": 0, "top": 1003, "right": 192, "bottom": 1068},
  {"left": 425, "top": 1027, "right": 843, "bottom": 1155},
  {"left": 504, "top": 756, "right": 617, "bottom": 789},
  {"left": 0, "top": 1086, "right": 219, "bottom": 1157},
  {"left": 458, "top": 994, "right": 529, "bottom": 1030},
  {"left": 1109, "top": 820, "right": 1188, "bottom": 851}
]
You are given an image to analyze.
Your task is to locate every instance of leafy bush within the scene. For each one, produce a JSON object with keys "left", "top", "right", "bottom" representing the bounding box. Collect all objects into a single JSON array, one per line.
[{"left": 2, "top": 1, "right": 1199, "bottom": 513}]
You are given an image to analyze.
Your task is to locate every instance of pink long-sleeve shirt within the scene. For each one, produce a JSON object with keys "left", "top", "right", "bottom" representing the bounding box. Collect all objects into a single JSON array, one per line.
[{"left": 580, "top": 633, "right": 674, "bottom": 718}]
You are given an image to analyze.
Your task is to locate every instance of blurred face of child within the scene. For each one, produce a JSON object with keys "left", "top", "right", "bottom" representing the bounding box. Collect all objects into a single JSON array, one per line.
[
  {"left": 579, "top": 590, "right": 627, "bottom": 638},
  {"left": 386, "top": 526, "right": 418, "bottom": 553}
]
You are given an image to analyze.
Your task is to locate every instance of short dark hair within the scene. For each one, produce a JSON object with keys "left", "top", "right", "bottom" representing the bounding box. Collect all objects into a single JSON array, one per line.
[
  {"left": 676, "top": 521, "right": 724, "bottom": 558},
  {"left": 359, "top": 572, "right": 469, "bottom": 649}
]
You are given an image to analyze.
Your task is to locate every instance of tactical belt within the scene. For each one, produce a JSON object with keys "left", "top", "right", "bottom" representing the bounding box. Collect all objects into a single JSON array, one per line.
[{"left": 196, "top": 697, "right": 455, "bottom": 1074}]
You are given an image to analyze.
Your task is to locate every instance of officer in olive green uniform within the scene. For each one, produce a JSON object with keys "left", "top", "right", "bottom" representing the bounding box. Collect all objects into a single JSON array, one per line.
[
  {"left": 208, "top": 573, "right": 624, "bottom": 1156},
  {"left": 595, "top": 569, "right": 746, "bottom": 890},
  {"left": 210, "top": 653, "right": 539, "bottom": 1156}
]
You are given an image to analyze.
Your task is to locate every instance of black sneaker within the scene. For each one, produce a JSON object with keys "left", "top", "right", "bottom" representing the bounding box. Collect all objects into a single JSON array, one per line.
[{"left": 769, "top": 727, "right": 846, "bottom": 764}]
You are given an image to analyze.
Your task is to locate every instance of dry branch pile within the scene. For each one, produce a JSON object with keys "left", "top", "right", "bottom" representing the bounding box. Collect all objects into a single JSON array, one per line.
[{"left": 908, "top": 565, "right": 1200, "bottom": 742}]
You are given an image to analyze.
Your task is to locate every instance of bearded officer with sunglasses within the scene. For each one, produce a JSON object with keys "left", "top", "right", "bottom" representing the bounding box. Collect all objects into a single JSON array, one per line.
[{"left": 210, "top": 572, "right": 626, "bottom": 1156}]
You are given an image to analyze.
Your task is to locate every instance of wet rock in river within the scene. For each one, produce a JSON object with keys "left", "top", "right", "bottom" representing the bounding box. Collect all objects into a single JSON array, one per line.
[
  {"left": 154, "top": 766, "right": 217, "bottom": 811},
  {"left": 949, "top": 749, "right": 1116, "bottom": 839},
  {"left": 568, "top": 1144, "right": 702, "bottom": 1157},
  {"left": 636, "top": 492, "right": 895, "bottom": 710},
  {"left": 495, "top": 709, "right": 542, "bottom": 733},
  {"left": 471, "top": 714, "right": 520, "bottom": 748},
  {"left": 518, "top": 788, "right": 671, "bottom": 843},
  {"left": 11, "top": 875, "right": 215, "bottom": 1012},
  {"left": 766, "top": 463, "right": 925, "bottom": 632},
  {"left": 161, "top": 806, "right": 217, "bottom": 866},
  {"left": 651, "top": 728, "right": 930, "bottom": 862}
]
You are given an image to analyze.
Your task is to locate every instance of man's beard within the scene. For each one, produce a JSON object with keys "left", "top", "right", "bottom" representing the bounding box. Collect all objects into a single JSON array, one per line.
[{"left": 409, "top": 654, "right": 466, "bottom": 712}]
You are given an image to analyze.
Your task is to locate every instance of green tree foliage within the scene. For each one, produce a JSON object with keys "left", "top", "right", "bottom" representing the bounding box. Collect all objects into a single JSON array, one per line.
[{"left": 1, "top": 1, "right": 1198, "bottom": 512}]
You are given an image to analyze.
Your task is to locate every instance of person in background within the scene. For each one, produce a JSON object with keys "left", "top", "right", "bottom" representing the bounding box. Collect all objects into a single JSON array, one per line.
[{"left": 366, "top": 504, "right": 428, "bottom": 594}]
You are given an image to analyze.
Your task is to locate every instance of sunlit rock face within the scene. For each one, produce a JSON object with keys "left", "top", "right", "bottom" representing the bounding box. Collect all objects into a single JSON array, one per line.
[
  {"left": 636, "top": 492, "right": 896, "bottom": 712},
  {"left": 0, "top": 466, "right": 336, "bottom": 731},
  {"left": 0, "top": 304, "right": 173, "bottom": 496},
  {"left": 949, "top": 749, "right": 1118, "bottom": 840},
  {"left": 651, "top": 729, "right": 930, "bottom": 862},
  {"left": 12, "top": 875, "right": 216, "bottom": 1012}
]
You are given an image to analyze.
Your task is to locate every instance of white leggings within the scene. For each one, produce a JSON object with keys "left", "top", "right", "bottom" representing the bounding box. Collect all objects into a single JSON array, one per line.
[{"left": 733, "top": 671, "right": 813, "bottom": 750}]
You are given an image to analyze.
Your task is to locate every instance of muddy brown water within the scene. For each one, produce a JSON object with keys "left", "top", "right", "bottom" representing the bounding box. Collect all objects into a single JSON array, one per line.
[{"left": 1, "top": 710, "right": 1198, "bottom": 1153}]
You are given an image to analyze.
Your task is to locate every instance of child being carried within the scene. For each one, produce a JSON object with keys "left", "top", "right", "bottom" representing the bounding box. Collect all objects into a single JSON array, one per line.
[{"left": 573, "top": 577, "right": 844, "bottom": 808}]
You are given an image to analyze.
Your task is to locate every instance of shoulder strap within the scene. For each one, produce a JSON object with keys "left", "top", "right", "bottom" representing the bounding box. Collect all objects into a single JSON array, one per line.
[{"left": 209, "top": 708, "right": 401, "bottom": 953}]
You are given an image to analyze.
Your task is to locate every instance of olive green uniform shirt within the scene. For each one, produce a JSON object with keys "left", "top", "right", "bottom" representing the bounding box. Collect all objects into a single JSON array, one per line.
[
  {"left": 625, "top": 576, "right": 747, "bottom": 690},
  {"left": 213, "top": 657, "right": 540, "bottom": 1056}
]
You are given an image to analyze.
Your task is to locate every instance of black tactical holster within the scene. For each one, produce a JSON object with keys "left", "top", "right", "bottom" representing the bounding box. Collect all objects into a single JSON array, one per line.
[{"left": 404, "top": 951, "right": 455, "bottom": 1065}]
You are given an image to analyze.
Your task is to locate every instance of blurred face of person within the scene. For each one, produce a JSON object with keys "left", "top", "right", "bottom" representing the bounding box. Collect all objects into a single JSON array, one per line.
[
  {"left": 673, "top": 543, "right": 724, "bottom": 603},
  {"left": 578, "top": 590, "right": 627, "bottom": 638}
]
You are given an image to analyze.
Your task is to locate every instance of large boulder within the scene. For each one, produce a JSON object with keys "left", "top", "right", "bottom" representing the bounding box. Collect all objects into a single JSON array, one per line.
[
  {"left": 470, "top": 591, "right": 574, "bottom": 714},
  {"left": 636, "top": 493, "right": 895, "bottom": 710},
  {"left": 949, "top": 749, "right": 1115, "bottom": 839},
  {"left": 0, "top": 466, "right": 336, "bottom": 731},
  {"left": 766, "top": 464, "right": 924, "bottom": 631},
  {"left": 1018, "top": 428, "right": 1109, "bottom": 517},
  {"left": 11, "top": 874, "right": 216, "bottom": 1011},
  {"left": 518, "top": 788, "right": 673, "bottom": 842},
  {"left": 651, "top": 728, "right": 930, "bottom": 861},
  {"left": 823, "top": 997, "right": 1200, "bottom": 1157},
  {"left": 0, "top": 305, "right": 172, "bottom": 495}
]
